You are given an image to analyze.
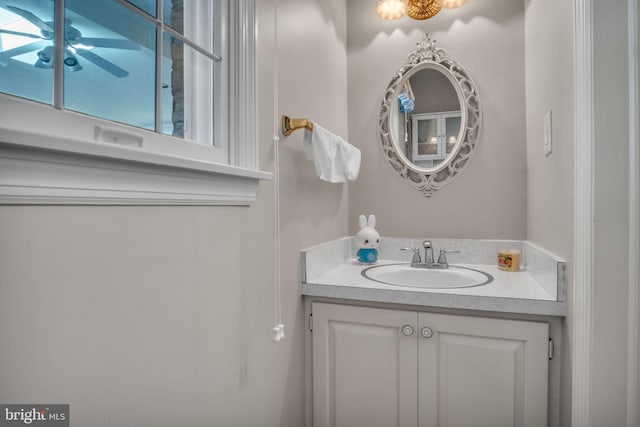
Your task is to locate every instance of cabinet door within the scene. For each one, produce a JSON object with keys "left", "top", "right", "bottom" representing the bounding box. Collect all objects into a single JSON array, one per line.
[
  {"left": 417, "top": 313, "right": 549, "bottom": 427},
  {"left": 312, "top": 302, "right": 418, "bottom": 427},
  {"left": 412, "top": 113, "right": 441, "bottom": 161},
  {"left": 442, "top": 113, "right": 461, "bottom": 156}
]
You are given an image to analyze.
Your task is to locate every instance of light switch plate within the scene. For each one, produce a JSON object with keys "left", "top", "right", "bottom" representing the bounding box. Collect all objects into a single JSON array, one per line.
[{"left": 544, "top": 110, "right": 552, "bottom": 156}]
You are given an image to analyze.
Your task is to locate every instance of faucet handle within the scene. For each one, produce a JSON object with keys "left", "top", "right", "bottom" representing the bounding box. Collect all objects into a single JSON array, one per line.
[
  {"left": 401, "top": 247, "right": 421, "bottom": 263},
  {"left": 437, "top": 249, "right": 461, "bottom": 266}
]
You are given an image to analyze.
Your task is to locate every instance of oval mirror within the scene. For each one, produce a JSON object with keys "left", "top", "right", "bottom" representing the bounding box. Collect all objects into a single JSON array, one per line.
[{"left": 379, "top": 34, "right": 481, "bottom": 197}]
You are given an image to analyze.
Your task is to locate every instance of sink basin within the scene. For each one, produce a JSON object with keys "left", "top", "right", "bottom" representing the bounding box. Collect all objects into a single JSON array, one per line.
[{"left": 362, "top": 263, "right": 493, "bottom": 289}]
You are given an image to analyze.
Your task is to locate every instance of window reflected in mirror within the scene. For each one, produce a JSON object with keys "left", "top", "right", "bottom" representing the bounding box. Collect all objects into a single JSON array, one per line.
[{"left": 397, "top": 68, "right": 462, "bottom": 169}]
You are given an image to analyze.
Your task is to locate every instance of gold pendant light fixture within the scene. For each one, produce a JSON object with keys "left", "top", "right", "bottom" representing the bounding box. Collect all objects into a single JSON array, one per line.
[
  {"left": 406, "top": 0, "right": 441, "bottom": 20},
  {"left": 376, "top": 0, "right": 470, "bottom": 21}
]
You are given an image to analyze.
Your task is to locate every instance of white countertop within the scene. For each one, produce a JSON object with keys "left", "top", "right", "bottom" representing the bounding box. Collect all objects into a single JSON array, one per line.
[{"left": 301, "top": 259, "right": 566, "bottom": 316}]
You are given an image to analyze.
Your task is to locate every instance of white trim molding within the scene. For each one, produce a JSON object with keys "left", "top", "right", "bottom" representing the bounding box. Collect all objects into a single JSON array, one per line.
[
  {"left": 230, "top": 0, "right": 258, "bottom": 170},
  {"left": 627, "top": 0, "right": 639, "bottom": 425},
  {"left": 0, "top": 130, "right": 271, "bottom": 205},
  {"left": 572, "top": 0, "right": 595, "bottom": 425}
]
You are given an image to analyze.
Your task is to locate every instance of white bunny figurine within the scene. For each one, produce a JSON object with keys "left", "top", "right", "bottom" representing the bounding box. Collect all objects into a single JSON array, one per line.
[{"left": 356, "top": 214, "right": 380, "bottom": 264}]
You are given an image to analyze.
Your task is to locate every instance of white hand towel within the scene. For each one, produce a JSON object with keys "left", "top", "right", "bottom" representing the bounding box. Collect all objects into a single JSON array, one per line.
[{"left": 303, "top": 123, "right": 361, "bottom": 183}]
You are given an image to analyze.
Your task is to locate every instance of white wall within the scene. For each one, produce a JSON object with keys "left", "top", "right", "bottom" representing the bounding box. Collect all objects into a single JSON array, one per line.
[
  {"left": 523, "top": 1, "right": 574, "bottom": 426},
  {"left": 590, "top": 0, "right": 632, "bottom": 424},
  {"left": 524, "top": 0, "right": 574, "bottom": 262},
  {"left": 346, "top": 0, "right": 527, "bottom": 239},
  {"left": 0, "top": 1, "right": 349, "bottom": 426}
]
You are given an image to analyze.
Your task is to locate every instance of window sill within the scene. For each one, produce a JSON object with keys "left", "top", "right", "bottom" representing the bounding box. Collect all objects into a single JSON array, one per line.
[{"left": 0, "top": 128, "right": 272, "bottom": 205}]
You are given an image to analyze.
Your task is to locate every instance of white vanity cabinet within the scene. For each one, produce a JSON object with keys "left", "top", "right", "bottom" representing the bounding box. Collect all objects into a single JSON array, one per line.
[{"left": 311, "top": 302, "right": 549, "bottom": 427}]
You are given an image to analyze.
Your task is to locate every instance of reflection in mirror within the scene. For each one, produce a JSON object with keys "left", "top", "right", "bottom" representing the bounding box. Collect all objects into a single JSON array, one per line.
[
  {"left": 379, "top": 34, "right": 481, "bottom": 197},
  {"left": 395, "top": 68, "right": 462, "bottom": 169}
]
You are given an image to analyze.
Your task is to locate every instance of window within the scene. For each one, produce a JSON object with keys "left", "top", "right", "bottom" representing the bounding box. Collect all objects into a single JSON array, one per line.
[
  {"left": 0, "top": 0, "right": 268, "bottom": 205},
  {"left": 410, "top": 111, "right": 461, "bottom": 169}
]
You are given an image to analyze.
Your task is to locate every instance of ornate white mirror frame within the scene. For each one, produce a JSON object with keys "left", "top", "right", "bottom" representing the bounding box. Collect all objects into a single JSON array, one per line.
[{"left": 379, "top": 34, "right": 482, "bottom": 197}]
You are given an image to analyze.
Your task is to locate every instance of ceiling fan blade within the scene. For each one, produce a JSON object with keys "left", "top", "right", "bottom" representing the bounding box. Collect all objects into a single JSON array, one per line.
[
  {"left": 75, "top": 49, "right": 128, "bottom": 78},
  {"left": 4, "top": 6, "right": 54, "bottom": 33},
  {"left": 0, "top": 40, "right": 47, "bottom": 65},
  {"left": 78, "top": 37, "right": 141, "bottom": 51},
  {"left": 0, "top": 28, "right": 44, "bottom": 39}
]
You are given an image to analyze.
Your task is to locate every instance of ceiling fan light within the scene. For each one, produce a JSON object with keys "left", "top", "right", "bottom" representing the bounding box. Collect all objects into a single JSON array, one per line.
[
  {"left": 63, "top": 51, "right": 82, "bottom": 71},
  {"left": 36, "top": 46, "right": 53, "bottom": 63},
  {"left": 406, "top": 0, "right": 442, "bottom": 20},
  {"left": 66, "top": 61, "right": 83, "bottom": 72},
  {"left": 441, "top": 0, "right": 469, "bottom": 9},
  {"left": 64, "top": 56, "right": 78, "bottom": 67},
  {"left": 376, "top": 0, "right": 407, "bottom": 20}
]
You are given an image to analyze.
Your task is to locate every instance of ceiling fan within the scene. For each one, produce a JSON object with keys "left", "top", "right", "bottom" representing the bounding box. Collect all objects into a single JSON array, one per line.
[{"left": 0, "top": 5, "right": 140, "bottom": 77}]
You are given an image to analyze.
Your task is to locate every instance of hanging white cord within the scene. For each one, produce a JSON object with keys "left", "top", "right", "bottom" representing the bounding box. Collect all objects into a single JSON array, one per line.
[{"left": 272, "top": 0, "right": 284, "bottom": 342}]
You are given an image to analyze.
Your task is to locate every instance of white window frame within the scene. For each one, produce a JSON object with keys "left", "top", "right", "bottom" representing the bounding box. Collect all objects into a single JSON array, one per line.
[
  {"left": 0, "top": 0, "right": 271, "bottom": 206},
  {"left": 411, "top": 111, "right": 461, "bottom": 162}
]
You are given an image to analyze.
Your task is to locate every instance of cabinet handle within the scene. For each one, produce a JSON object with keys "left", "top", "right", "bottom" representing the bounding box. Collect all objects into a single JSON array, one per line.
[
  {"left": 401, "top": 325, "right": 414, "bottom": 336},
  {"left": 421, "top": 327, "right": 433, "bottom": 339}
]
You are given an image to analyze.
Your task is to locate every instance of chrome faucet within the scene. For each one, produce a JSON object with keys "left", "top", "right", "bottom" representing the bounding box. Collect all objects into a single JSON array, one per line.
[
  {"left": 401, "top": 240, "right": 460, "bottom": 269},
  {"left": 423, "top": 240, "right": 434, "bottom": 264}
]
